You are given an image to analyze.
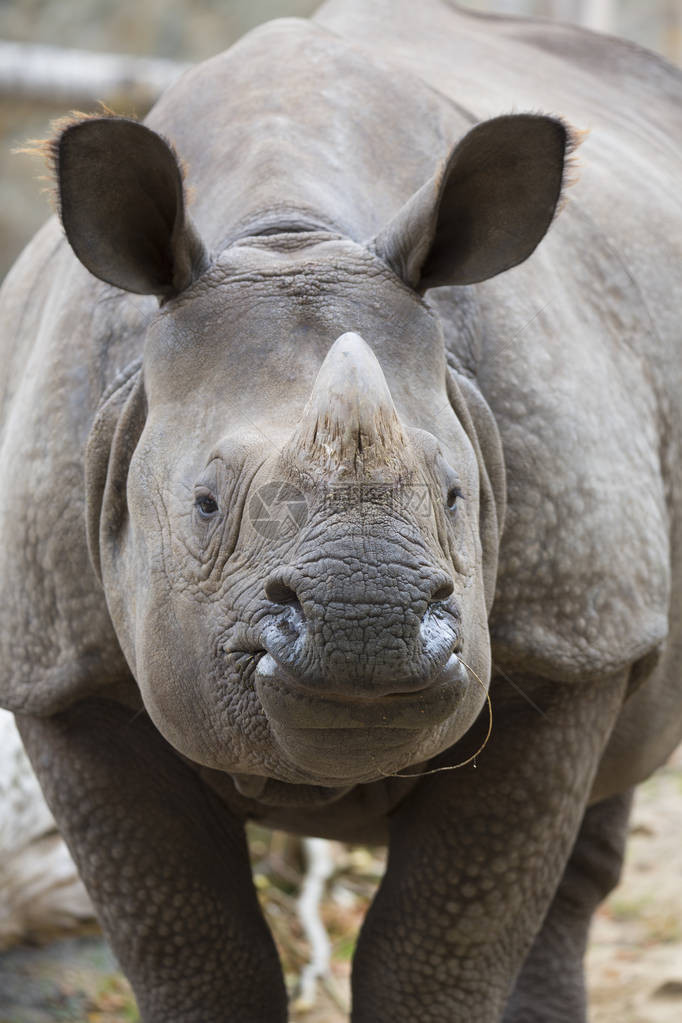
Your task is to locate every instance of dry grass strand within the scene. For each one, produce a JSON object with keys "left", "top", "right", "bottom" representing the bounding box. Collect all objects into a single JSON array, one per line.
[{"left": 374, "top": 655, "right": 493, "bottom": 779}]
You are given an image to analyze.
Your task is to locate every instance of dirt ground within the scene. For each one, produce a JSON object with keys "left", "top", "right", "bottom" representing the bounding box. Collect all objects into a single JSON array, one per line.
[
  {"left": 0, "top": 747, "right": 680, "bottom": 1023},
  {"left": 587, "top": 744, "right": 682, "bottom": 1023}
]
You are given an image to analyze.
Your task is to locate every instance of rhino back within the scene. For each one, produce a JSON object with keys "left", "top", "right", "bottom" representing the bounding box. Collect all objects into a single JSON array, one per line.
[
  {"left": 316, "top": 0, "right": 680, "bottom": 382},
  {"left": 143, "top": 17, "right": 470, "bottom": 246}
]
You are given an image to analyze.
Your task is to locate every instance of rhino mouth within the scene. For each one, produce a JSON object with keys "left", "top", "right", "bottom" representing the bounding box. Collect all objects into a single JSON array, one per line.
[
  {"left": 254, "top": 652, "right": 468, "bottom": 732},
  {"left": 248, "top": 652, "right": 470, "bottom": 783}
]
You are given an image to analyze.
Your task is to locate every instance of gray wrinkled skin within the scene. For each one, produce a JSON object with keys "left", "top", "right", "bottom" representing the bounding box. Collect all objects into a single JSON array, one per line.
[{"left": 1, "top": 1, "right": 680, "bottom": 1020}]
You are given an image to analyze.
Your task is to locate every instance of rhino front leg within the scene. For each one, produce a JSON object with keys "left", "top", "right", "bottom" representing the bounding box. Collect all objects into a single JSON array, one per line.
[
  {"left": 16, "top": 698, "right": 287, "bottom": 1023},
  {"left": 502, "top": 787, "right": 633, "bottom": 1023},
  {"left": 350, "top": 671, "right": 629, "bottom": 1023}
]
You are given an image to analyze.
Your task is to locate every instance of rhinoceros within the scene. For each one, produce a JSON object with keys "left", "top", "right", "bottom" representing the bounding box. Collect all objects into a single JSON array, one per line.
[{"left": 1, "top": 0, "right": 680, "bottom": 1019}]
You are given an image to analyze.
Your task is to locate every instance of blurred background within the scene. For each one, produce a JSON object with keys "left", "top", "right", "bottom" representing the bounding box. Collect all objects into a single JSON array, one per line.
[{"left": 0, "top": 0, "right": 680, "bottom": 280}]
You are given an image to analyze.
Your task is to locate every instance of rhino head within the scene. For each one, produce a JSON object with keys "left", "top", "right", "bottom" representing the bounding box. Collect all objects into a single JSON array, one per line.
[{"left": 54, "top": 112, "right": 570, "bottom": 790}]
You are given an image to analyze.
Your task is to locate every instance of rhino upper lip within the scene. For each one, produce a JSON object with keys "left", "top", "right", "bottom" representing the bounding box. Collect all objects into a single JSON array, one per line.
[{"left": 253, "top": 653, "right": 467, "bottom": 730}]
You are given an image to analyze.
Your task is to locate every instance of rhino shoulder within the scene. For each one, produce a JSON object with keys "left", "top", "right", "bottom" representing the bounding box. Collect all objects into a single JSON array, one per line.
[
  {"left": 0, "top": 238, "right": 150, "bottom": 714},
  {"left": 476, "top": 228, "right": 673, "bottom": 682}
]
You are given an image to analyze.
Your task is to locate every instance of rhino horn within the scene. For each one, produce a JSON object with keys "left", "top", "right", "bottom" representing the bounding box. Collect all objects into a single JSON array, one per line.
[{"left": 285, "top": 333, "right": 408, "bottom": 474}]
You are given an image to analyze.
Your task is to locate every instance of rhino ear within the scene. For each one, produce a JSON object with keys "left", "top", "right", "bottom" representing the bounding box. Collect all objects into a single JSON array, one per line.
[
  {"left": 373, "top": 114, "right": 572, "bottom": 291},
  {"left": 56, "top": 116, "right": 209, "bottom": 300}
]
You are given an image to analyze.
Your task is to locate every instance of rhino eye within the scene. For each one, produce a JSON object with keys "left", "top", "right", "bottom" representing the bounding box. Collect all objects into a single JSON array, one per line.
[
  {"left": 195, "top": 492, "right": 219, "bottom": 518},
  {"left": 446, "top": 485, "right": 462, "bottom": 512}
]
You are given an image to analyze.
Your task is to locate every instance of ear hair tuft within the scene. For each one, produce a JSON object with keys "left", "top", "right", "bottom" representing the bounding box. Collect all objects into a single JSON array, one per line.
[
  {"left": 14, "top": 104, "right": 126, "bottom": 218},
  {"left": 14, "top": 105, "right": 197, "bottom": 225},
  {"left": 555, "top": 120, "right": 588, "bottom": 218}
]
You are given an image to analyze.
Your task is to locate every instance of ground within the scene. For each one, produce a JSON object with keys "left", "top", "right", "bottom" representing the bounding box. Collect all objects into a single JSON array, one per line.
[
  {"left": 0, "top": 747, "right": 680, "bottom": 1023},
  {"left": 587, "top": 745, "right": 682, "bottom": 1023}
]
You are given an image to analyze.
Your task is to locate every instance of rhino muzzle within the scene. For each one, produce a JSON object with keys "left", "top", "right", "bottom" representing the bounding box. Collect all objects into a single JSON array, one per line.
[
  {"left": 253, "top": 642, "right": 471, "bottom": 780},
  {"left": 241, "top": 329, "right": 470, "bottom": 755},
  {"left": 258, "top": 568, "right": 460, "bottom": 694}
]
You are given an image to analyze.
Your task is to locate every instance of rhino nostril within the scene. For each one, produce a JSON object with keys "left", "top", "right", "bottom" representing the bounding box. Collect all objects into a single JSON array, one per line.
[
  {"left": 430, "top": 578, "right": 454, "bottom": 603},
  {"left": 264, "top": 579, "right": 301, "bottom": 609}
]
